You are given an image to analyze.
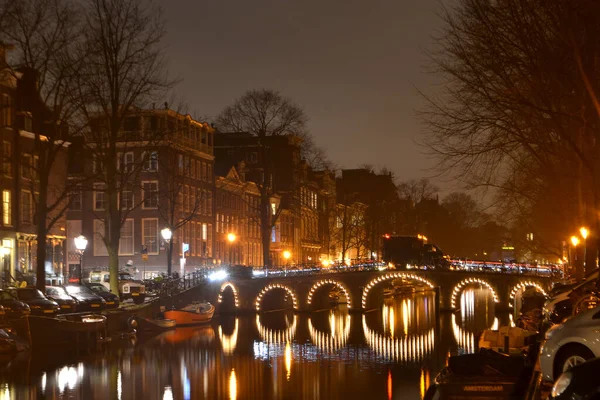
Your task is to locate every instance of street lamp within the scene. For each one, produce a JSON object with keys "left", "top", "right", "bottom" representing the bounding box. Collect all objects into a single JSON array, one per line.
[
  {"left": 227, "top": 233, "right": 236, "bottom": 265},
  {"left": 283, "top": 250, "right": 291, "bottom": 274},
  {"left": 74, "top": 235, "right": 88, "bottom": 284},
  {"left": 580, "top": 227, "right": 589, "bottom": 273},
  {"left": 161, "top": 228, "right": 173, "bottom": 276}
]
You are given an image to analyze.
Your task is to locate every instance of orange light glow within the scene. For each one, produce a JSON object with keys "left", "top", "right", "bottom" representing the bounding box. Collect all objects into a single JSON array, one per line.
[{"left": 387, "top": 370, "right": 392, "bottom": 400}]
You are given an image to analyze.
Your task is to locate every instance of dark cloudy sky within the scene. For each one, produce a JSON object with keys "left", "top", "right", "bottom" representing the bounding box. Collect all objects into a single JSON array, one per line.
[{"left": 159, "top": 0, "right": 445, "bottom": 184}]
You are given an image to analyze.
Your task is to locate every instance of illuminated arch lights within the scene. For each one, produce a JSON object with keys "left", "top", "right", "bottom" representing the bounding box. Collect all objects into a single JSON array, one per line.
[
  {"left": 361, "top": 272, "right": 435, "bottom": 309},
  {"left": 306, "top": 279, "right": 352, "bottom": 309},
  {"left": 508, "top": 281, "right": 548, "bottom": 308},
  {"left": 450, "top": 278, "right": 499, "bottom": 309},
  {"left": 255, "top": 283, "right": 298, "bottom": 312},
  {"left": 217, "top": 282, "right": 240, "bottom": 308}
]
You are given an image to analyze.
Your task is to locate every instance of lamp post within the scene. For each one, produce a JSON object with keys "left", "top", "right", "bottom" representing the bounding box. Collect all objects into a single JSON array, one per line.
[
  {"left": 283, "top": 250, "right": 291, "bottom": 275},
  {"left": 580, "top": 227, "right": 589, "bottom": 274},
  {"left": 161, "top": 228, "right": 173, "bottom": 276},
  {"left": 74, "top": 235, "right": 88, "bottom": 284},
  {"left": 570, "top": 235, "right": 580, "bottom": 279},
  {"left": 227, "top": 233, "right": 237, "bottom": 265}
]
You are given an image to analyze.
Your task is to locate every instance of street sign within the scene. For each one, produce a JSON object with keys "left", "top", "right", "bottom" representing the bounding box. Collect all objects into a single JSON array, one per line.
[
  {"left": 182, "top": 243, "right": 189, "bottom": 253},
  {"left": 141, "top": 254, "right": 148, "bottom": 261}
]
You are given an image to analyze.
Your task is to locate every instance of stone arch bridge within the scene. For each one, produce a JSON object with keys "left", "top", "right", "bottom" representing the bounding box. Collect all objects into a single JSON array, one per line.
[{"left": 201, "top": 270, "right": 554, "bottom": 313}]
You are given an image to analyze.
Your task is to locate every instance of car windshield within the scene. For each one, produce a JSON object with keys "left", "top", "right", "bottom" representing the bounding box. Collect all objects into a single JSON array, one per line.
[
  {"left": 0, "top": 291, "right": 14, "bottom": 300},
  {"left": 89, "top": 285, "right": 109, "bottom": 293},
  {"left": 17, "top": 289, "right": 45, "bottom": 300},
  {"left": 65, "top": 285, "right": 94, "bottom": 295},
  {"left": 46, "top": 287, "right": 70, "bottom": 299},
  {"left": 118, "top": 273, "right": 133, "bottom": 281}
]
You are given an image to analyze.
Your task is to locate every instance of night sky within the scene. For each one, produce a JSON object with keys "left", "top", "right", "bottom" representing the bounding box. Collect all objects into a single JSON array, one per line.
[{"left": 159, "top": 0, "right": 444, "bottom": 184}]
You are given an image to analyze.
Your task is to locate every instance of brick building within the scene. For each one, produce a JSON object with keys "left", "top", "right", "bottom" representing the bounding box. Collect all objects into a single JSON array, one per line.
[
  {"left": 67, "top": 107, "right": 215, "bottom": 279},
  {"left": 0, "top": 55, "right": 69, "bottom": 286}
]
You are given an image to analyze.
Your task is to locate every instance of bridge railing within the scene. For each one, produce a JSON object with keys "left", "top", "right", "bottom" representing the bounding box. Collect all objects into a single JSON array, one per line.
[{"left": 246, "top": 261, "right": 560, "bottom": 279}]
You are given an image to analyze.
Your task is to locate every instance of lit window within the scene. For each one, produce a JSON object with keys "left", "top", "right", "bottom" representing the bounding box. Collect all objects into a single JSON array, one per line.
[
  {"left": 271, "top": 203, "right": 277, "bottom": 215},
  {"left": 2, "top": 190, "right": 11, "bottom": 225}
]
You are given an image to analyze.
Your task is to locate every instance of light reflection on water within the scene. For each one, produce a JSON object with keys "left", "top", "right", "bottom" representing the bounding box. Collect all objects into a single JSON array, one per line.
[{"left": 0, "top": 287, "right": 499, "bottom": 399}]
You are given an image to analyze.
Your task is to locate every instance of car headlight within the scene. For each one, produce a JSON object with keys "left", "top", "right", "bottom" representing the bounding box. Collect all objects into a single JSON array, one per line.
[{"left": 551, "top": 371, "right": 572, "bottom": 397}]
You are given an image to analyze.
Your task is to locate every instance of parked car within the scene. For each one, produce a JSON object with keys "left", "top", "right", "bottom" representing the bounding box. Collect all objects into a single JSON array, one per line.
[
  {"left": 0, "top": 290, "right": 30, "bottom": 318},
  {"left": 88, "top": 270, "right": 146, "bottom": 304},
  {"left": 45, "top": 286, "right": 79, "bottom": 313},
  {"left": 544, "top": 271, "right": 599, "bottom": 323},
  {"left": 551, "top": 357, "right": 600, "bottom": 399},
  {"left": 540, "top": 306, "right": 600, "bottom": 382},
  {"left": 84, "top": 283, "right": 120, "bottom": 309},
  {"left": 64, "top": 285, "right": 106, "bottom": 311},
  {"left": 7, "top": 288, "right": 59, "bottom": 316}
]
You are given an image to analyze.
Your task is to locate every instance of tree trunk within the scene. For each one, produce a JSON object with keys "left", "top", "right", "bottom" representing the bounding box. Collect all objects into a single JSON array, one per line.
[
  {"left": 261, "top": 201, "right": 272, "bottom": 267},
  {"left": 35, "top": 218, "right": 47, "bottom": 291},
  {"left": 35, "top": 157, "right": 49, "bottom": 291},
  {"left": 167, "top": 239, "right": 173, "bottom": 275}
]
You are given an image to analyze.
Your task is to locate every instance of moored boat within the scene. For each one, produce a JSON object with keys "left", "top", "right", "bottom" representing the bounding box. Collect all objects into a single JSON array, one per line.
[
  {"left": 128, "top": 316, "right": 176, "bottom": 332},
  {"left": 164, "top": 302, "right": 215, "bottom": 326}
]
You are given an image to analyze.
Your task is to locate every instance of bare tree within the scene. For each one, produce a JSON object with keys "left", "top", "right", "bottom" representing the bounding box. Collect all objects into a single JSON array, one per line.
[
  {"left": 397, "top": 178, "right": 438, "bottom": 205},
  {"left": 0, "top": 0, "right": 85, "bottom": 290},
  {"left": 74, "top": 0, "right": 174, "bottom": 293},
  {"left": 216, "top": 89, "right": 308, "bottom": 267},
  {"left": 422, "top": 0, "right": 600, "bottom": 277}
]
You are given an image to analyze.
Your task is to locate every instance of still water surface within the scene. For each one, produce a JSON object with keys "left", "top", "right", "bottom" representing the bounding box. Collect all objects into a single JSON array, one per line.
[{"left": 0, "top": 288, "right": 503, "bottom": 399}]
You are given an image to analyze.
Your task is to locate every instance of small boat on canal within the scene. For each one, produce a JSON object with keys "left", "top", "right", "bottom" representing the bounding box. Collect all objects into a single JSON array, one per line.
[{"left": 164, "top": 302, "right": 215, "bottom": 327}]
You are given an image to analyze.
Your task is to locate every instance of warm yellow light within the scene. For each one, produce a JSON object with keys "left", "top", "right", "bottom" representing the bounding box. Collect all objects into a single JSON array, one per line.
[
  {"left": 571, "top": 236, "right": 580, "bottom": 247},
  {"left": 321, "top": 259, "right": 329, "bottom": 267},
  {"left": 227, "top": 233, "right": 236, "bottom": 243},
  {"left": 283, "top": 250, "right": 291, "bottom": 260},
  {"left": 580, "top": 227, "right": 589, "bottom": 240},
  {"left": 284, "top": 342, "right": 292, "bottom": 381},
  {"left": 229, "top": 369, "right": 237, "bottom": 400}
]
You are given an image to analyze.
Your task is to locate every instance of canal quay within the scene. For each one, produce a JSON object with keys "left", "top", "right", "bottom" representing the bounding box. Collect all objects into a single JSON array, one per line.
[{"left": 0, "top": 284, "right": 541, "bottom": 400}]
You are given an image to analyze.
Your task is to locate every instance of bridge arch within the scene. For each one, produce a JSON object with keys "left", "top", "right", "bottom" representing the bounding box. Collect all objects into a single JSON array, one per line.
[
  {"left": 307, "top": 279, "right": 352, "bottom": 309},
  {"left": 217, "top": 282, "right": 240, "bottom": 308},
  {"left": 255, "top": 283, "right": 298, "bottom": 312},
  {"left": 508, "top": 281, "right": 548, "bottom": 308},
  {"left": 361, "top": 272, "right": 435, "bottom": 309},
  {"left": 450, "top": 277, "right": 499, "bottom": 309}
]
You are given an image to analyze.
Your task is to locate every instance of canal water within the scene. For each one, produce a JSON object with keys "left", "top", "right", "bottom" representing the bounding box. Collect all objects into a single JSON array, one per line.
[{"left": 0, "top": 288, "right": 505, "bottom": 399}]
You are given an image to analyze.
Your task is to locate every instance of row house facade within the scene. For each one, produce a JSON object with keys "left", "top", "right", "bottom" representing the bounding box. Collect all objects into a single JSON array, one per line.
[
  {"left": 0, "top": 60, "right": 68, "bottom": 287},
  {"left": 215, "top": 132, "right": 305, "bottom": 266},
  {"left": 214, "top": 163, "right": 262, "bottom": 266},
  {"left": 67, "top": 107, "right": 215, "bottom": 279}
]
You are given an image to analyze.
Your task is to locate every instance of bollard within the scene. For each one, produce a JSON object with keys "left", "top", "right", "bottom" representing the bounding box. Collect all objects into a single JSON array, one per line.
[{"left": 504, "top": 335, "right": 510, "bottom": 354}]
